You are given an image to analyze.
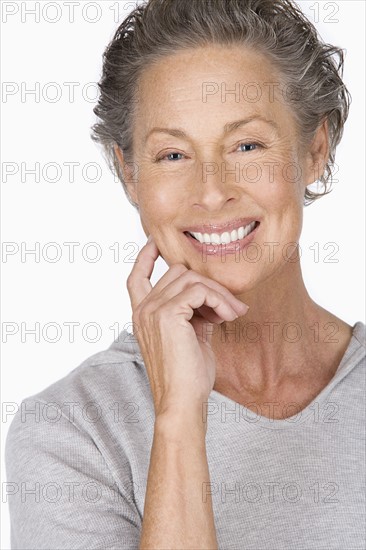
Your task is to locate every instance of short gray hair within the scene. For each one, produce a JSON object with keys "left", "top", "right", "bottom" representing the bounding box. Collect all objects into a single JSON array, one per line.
[{"left": 90, "top": 0, "right": 351, "bottom": 209}]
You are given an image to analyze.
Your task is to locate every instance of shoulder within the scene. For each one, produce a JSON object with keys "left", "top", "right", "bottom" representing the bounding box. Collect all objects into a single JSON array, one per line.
[
  {"left": 353, "top": 321, "right": 366, "bottom": 350},
  {"left": 5, "top": 329, "right": 152, "bottom": 466},
  {"left": 11, "top": 329, "right": 150, "bottom": 425},
  {"left": 5, "top": 330, "right": 145, "bottom": 548},
  {"left": 344, "top": 321, "right": 366, "bottom": 371}
]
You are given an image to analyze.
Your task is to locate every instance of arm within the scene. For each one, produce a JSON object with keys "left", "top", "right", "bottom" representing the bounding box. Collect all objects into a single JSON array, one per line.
[
  {"left": 127, "top": 236, "right": 248, "bottom": 549},
  {"left": 139, "top": 408, "right": 218, "bottom": 550},
  {"left": 5, "top": 398, "right": 142, "bottom": 549}
]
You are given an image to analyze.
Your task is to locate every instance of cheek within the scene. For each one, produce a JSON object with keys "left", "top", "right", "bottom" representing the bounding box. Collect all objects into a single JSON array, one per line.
[
  {"left": 137, "top": 177, "right": 186, "bottom": 228},
  {"left": 254, "top": 158, "right": 304, "bottom": 207},
  {"left": 139, "top": 186, "right": 173, "bottom": 212},
  {"left": 137, "top": 160, "right": 190, "bottom": 212}
]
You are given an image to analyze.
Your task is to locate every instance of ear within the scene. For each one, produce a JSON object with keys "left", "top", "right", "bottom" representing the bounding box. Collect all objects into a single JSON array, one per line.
[
  {"left": 303, "top": 118, "right": 330, "bottom": 186},
  {"left": 113, "top": 144, "right": 139, "bottom": 206}
]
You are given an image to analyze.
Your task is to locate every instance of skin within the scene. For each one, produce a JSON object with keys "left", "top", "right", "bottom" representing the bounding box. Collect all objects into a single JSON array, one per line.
[{"left": 115, "top": 43, "right": 353, "bottom": 420}]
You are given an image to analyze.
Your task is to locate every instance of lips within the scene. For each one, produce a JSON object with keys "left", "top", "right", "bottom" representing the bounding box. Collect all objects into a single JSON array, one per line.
[
  {"left": 183, "top": 218, "right": 260, "bottom": 254},
  {"left": 182, "top": 217, "right": 261, "bottom": 235},
  {"left": 185, "top": 220, "right": 259, "bottom": 243}
]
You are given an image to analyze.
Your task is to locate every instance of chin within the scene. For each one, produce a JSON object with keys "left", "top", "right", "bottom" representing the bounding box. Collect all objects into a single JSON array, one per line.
[{"left": 204, "top": 267, "right": 258, "bottom": 294}]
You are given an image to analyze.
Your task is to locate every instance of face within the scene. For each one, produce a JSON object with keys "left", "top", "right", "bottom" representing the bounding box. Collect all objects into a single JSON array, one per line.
[{"left": 115, "top": 44, "right": 328, "bottom": 295}]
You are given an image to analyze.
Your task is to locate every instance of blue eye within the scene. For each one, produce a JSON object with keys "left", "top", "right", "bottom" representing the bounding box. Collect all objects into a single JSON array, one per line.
[
  {"left": 156, "top": 142, "right": 263, "bottom": 162},
  {"left": 237, "top": 143, "right": 262, "bottom": 152},
  {"left": 156, "top": 152, "right": 185, "bottom": 162}
]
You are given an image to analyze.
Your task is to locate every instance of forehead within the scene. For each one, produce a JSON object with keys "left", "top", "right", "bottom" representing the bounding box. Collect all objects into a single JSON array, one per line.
[{"left": 135, "top": 44, "right": 289, "bottom": 126}]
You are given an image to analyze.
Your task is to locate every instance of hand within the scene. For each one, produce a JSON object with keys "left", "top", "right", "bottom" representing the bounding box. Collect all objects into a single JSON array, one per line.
[{"left": 127, "top": 235, "right": 250, "bottom": 421}]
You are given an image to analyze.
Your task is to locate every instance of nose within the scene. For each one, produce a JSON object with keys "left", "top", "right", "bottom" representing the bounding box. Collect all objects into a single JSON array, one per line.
[{"left": 191, "top": 158, "right": 240, "bottom": 210}]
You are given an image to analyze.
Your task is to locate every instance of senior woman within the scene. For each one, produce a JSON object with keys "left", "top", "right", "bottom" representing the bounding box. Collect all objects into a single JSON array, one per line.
[{"left": 6, "top": 0, "right": 365, "bottom": 549}]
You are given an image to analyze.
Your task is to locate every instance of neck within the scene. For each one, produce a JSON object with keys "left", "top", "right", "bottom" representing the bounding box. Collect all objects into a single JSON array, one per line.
[{"left": 210, "top": 259, "right": 350, "bottom": 392}]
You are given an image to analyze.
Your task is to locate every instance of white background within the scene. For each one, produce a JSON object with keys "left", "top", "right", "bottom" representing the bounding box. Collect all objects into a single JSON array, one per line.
[{"left": 1, "top": 1, "right": 365, "bottom": 547}]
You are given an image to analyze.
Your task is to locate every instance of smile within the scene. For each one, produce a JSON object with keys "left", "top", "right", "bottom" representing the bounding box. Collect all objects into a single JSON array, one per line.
[{"left": 184, "top": 220, "right": 260, "bottom": 245}]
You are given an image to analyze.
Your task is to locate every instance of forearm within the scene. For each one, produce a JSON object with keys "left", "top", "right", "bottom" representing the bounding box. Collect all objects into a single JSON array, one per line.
[{"left": 139, "top": 410, "right": 218, "bottom": 550}]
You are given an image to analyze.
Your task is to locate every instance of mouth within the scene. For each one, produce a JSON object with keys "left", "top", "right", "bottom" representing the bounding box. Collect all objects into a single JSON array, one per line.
[{"left": 184, "top": 220, "right": 260, "bottom": 245}]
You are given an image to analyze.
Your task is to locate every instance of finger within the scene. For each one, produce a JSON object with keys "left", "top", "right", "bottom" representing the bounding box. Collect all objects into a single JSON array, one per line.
[
  {"left": 169, "top": 283, "right": 240, "bottom": 324},
  {"left": 127, "top": 236, "right": 161, "bottom": 310},
  {"left": 139, "top": 261, "right": 188, "bottom": 297},
  {"left": 195, "top": 304, "right": 226, "bottom": 324},
  {"left": 156, "top": 269, "right": 249, "bottom": 317},
  {"left": 190, "top": 316, "right": 216, "bottom": 345}
]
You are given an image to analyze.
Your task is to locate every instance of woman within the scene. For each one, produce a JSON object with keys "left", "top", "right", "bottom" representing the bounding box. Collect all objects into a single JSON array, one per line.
[{"left": 6, "top": 0, "right": 365, "bottom": 548}]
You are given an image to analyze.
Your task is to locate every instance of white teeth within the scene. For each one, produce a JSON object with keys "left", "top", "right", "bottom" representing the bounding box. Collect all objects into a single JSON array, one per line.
[
  {"left": 190, "top": 221, "right": 257, "bottom": 244},
  {"left": 220, "top": 232, "right": 231, "bottom": 244}
]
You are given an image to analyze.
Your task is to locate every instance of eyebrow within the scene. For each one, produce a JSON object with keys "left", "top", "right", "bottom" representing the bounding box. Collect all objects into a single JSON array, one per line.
[{"left": 144, "top": 115, "right": 279, "bottom": 143}]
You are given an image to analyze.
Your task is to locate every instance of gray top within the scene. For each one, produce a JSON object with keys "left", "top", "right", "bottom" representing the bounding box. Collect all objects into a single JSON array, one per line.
[{"left": 5, "top": 321, "right": 366, "bottom": 550}]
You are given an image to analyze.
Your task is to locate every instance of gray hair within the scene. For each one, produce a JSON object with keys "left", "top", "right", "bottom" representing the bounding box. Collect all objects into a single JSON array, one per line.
[{"left": 90, "top": 0, "right": 351, "bottom": 209}]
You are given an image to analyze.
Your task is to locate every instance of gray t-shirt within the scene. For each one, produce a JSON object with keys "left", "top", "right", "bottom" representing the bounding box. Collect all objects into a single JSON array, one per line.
[{"left": 5, "top": 321, "right": 366, "bottom": 550}]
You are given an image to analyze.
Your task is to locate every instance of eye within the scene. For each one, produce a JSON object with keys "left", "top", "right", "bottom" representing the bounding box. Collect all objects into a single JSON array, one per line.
[
  {"left": 235, "top": 142, "right": 264, "bottom": 153},
  {"left": 155, "top": 151, "right": 186, "bottom": 162},
  {"left": 154, "top": 142, "right": 264, "bottom": 162}
]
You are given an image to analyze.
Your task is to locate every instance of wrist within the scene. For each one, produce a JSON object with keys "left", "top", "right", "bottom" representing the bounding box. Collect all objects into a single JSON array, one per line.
[{"left": 155, "top": 405, "right": 208, "bottom": 440}]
